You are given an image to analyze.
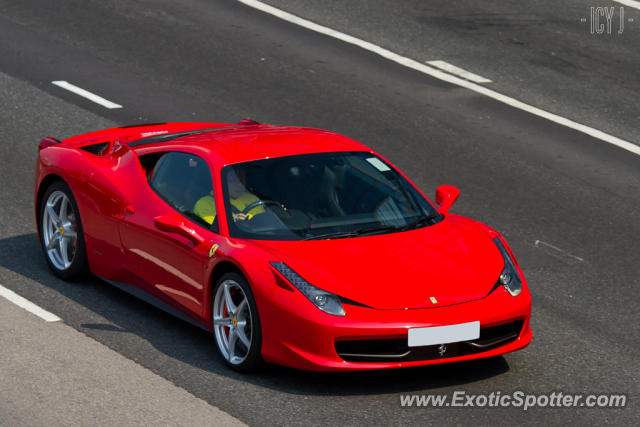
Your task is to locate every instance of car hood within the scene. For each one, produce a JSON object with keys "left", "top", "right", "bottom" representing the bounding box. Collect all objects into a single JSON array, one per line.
[{"left": 253, "top": 215, "right": 505, "bottom": 310}]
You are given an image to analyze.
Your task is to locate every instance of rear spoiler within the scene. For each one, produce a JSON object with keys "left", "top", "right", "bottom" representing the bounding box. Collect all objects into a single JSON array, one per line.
[
  {"left": 39, "top": 137, "right": 62, "bottom": 151},
  {"left": 38, "top": 119, "right": 262, "bottom": 151}
]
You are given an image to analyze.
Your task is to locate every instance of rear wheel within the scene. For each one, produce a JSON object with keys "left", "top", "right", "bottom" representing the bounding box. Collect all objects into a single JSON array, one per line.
[
  {"left": 39, "top": 181, "right": 88, "bottom": 280},
  {"left": 212, "top": 272, "right": 263, "bottom": 372}
]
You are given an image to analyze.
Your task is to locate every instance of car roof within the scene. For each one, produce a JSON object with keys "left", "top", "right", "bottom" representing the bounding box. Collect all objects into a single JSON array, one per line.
[{"left": 133, "top": 125, "right": 372, "bottom": 166}]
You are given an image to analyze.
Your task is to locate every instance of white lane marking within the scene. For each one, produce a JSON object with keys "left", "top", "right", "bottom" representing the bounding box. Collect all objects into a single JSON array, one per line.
[
  {"left": 534, "top": 240, "right": 584, "bottom": 262},
  {"left": 236, "top": 0, "right": 640, "bottom": 157},
  {"left": 51, "top": 81, "right": 123, "bottom": 109},
  {"left": 614, "top": 0, "right": 640, "bottom": 11},
  {"left": 426, "top": 60, "right": 492, "bottom": 83},
  {"left": 0, "top": 284, "right": 61, "bottom": 322}
]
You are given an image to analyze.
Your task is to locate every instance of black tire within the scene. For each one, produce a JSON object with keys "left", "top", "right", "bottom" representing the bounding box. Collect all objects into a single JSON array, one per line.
[
  {"left": 38, "top": 180, "right": 88, "bottom": 280},
  {"left": 212, "top": 272, "right": 264, "bottom": 372}
]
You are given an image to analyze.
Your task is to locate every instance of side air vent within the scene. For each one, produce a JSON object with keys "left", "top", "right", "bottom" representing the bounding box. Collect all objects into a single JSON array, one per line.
[
  {"left": 80, "top": 141, "right": 111, "bottom": 155},
  {"left": 237, "top": 118, "right": 260, "bottom": 125},
  {"left": 119, "top": 122, "right": 167, "bottom": 128}
]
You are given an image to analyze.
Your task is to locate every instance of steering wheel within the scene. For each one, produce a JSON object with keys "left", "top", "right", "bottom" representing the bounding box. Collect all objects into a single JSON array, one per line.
[{"left": 241, "top": 200, "right": 289, "bottom": 216}]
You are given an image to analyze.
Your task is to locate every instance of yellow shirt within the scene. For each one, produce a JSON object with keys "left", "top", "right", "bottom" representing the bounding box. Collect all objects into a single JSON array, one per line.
[{"left": 194, "top": 193, "right": 265, "bottom": 225}]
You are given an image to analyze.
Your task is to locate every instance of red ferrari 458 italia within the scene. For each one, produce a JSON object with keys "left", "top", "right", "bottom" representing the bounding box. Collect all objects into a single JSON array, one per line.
[{"left": 35, "top": 120, "right": 531, "bottom": 372}]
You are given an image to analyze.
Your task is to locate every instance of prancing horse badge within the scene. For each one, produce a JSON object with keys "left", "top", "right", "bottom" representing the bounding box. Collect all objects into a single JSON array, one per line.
[{"left": 209, "top": 243, "right": 219, "bottom": 258}]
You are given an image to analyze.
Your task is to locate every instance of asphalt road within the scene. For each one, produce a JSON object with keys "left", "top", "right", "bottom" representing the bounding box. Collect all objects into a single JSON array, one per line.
[
  {"left": 0, "top": 0, "right": 638, "bottom": 425},
  {"left": 261, "top": 0, "right": 640, "bottom": 143}
]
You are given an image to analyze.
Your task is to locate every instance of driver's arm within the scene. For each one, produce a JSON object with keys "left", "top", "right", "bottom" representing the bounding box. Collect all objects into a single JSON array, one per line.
[
  {"left": 232, "top": 192, "right": 264, "bottom": 221},
  {"left": 232, "top": 212, "right": 248, "bottom": 222}
]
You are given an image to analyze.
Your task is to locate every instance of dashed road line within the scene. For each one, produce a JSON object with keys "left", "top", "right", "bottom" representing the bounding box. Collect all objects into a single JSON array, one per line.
[
  {"left": 51, "top": 80, "right": 122, "bottom": 109},
  {"left": 236, "top": 0, "right": 640, "bottom": 157},
  {"left": 534, "top": 240, "right": 585, "bottom": 262},
  {"left": 0, "top": 284, "right": 61, "bottom": 322},
  {"left": 426, "top": 60, "right": 492, "bottom": 83},
  {"left": 614, "top": 0, "right": 640, "bottom": 11}
]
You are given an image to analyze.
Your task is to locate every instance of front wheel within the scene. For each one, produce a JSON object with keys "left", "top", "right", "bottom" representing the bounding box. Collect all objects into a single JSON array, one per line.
[
  {"left": 212, "top": 272, "right": 263, "bottom": 372},
  {"left": 38, "top": 180, "right": 88, "bottom": 280}
]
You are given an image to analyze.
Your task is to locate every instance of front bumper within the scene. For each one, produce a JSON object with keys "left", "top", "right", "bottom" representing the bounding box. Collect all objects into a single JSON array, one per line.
[{"left": 258, "top": 283, "right": 532, "bottom": 371}]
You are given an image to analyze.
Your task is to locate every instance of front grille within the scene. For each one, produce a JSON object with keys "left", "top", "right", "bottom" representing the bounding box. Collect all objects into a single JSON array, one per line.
[{"left": 335, "top": 320, "right": 524, "bottom": 363}]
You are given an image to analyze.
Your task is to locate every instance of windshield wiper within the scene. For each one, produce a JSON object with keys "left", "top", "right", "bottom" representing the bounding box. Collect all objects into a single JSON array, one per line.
[
  {"left": 352, "top": 224, "right": 399, "bottom": 235},
  {"left": 303, "top": 215, "right": 441, "bottom": 240},
  {"left": 304, "top": 224, "right": 399, "bottom": 240},
  {"left": 303, "top": 230, "right": 359, "bottom": 240},
  {"left": 399, "top": 213, "right": 441, "bottom": 231}
]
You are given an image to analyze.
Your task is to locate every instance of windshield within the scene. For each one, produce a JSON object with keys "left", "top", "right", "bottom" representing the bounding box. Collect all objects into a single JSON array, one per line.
[{"left": 221, "top": 151, "right": 440, "bottom": 240}]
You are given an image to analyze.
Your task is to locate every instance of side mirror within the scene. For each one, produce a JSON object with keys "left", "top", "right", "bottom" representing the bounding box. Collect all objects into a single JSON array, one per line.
[
  {"left": 435, "top": 185, "right": 460, "bottom": 214},
  {"left": 154, "top": 213, "right": 204, "bottom": 245}
]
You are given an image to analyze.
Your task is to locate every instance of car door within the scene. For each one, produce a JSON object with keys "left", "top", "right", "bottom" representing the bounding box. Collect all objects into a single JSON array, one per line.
[{"left": 119, "top": 150, "right": 222, "bottom": 320}]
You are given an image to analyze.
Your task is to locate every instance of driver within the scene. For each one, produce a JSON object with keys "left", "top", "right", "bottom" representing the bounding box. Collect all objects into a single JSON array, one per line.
[{"left": 194, "top": 168, "right": 264, "bottom": 225}]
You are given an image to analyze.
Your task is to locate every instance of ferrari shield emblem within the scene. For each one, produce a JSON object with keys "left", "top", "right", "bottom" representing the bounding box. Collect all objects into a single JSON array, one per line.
[
  {"left": 429, "top": 296, "right": 438, "bottom": 304},
  {"left": 209, "top": 243, "right": 219, "bottom": 258}
]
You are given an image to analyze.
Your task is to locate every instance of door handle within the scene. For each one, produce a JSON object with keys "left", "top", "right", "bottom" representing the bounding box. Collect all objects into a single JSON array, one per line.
[{"left": 154, "top": 214, "right": 204, "bottom": 245}]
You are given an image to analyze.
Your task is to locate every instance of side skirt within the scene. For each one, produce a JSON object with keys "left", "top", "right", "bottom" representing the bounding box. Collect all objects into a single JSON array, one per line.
[{"left": 96, "top": 276, "right": 211, "bottom": 332}]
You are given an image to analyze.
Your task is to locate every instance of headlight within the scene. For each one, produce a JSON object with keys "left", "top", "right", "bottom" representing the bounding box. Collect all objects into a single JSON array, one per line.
[
  {"left": 270, "top": 262, "right": 346, "bottom": 316},
  {"left": 493, "top": 237, "right": 522, "bottom": 297}
]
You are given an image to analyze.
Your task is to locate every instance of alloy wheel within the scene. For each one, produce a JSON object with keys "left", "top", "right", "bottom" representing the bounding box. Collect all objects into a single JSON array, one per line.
[
  {"left": 42, "top": 190, "right": 78, "bottom": 270},
  {"left": 213, "top": 279, "right": 253, "bottom": 365}
]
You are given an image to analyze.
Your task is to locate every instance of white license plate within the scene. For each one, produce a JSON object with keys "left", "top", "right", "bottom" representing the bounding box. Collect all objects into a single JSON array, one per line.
[{"left": 408, "top": 321, "right": 480, "bottom": 347}]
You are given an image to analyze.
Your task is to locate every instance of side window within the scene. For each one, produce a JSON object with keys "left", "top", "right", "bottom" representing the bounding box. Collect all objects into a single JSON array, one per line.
[{"left": 149, "top": 152, "right": 218, "bottom": 232}]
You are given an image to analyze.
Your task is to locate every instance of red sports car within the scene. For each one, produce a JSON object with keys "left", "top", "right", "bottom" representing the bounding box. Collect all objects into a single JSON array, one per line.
[{"left": 35, "top": 120, "right": 531, "bottom": 372}]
